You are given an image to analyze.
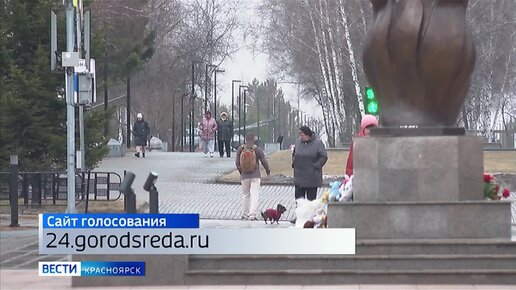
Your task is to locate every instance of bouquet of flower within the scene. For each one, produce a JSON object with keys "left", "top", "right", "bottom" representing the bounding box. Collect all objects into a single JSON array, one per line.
[{"left": 483, "top": 173, "right": 511, "bottom": 200}]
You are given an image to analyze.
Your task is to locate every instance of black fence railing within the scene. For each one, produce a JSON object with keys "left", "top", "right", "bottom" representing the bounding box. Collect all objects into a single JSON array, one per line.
[{"left": 0, "top": 171, "right": 122, "bottom": 207}]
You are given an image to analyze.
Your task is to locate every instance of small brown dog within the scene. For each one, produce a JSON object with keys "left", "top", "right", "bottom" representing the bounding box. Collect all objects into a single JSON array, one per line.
[{"left": 261, "top": 204, "right": 287, "bottom": 224}]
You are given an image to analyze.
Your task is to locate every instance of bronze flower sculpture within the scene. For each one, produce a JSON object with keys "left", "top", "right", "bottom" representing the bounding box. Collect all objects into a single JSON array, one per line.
[{"left": 363, "top": 0, "right": 475, "bottom": 126}]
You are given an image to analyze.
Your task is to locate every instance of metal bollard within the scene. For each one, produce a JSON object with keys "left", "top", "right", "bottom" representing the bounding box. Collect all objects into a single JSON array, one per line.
[
  {"left": 143, "top": 172, "right": 159, "bottom": 214},
  {"left": 120, "top": 171, "right": 136, "bottom": 214},
  {"left": 9, "top": 155, "right": 19, "bottom": 227},
  {"left": 149, "top": 187, "right": 158, "bottom": 214},
  {"left": 125, "top": 191, "right": 136, "bottom": 214}
]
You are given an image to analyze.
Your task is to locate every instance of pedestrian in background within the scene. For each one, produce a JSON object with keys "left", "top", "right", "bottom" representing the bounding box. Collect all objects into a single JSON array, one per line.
[
  {"left": 217, "top": 112, "right": 233, "bottom": 158},
  {"left": 199, "top": 111, "right": 217, "bottom": 157},
  {"left": 133, "top": 113, "right": 150, "bottom": 158},
  {"left": 291, "top": 126, "right": 328, "bottom": 223},
  {"left": 236, "top": 133, "right": 271, "bottom": 220},
  {"left": 345, "top": 114, "right": 378, "bottom": 176}
]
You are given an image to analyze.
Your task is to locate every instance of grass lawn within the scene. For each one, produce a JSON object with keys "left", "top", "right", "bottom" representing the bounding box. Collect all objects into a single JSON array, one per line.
[{"left": 217, "top": 150, "right": 516, "bottom": 184}]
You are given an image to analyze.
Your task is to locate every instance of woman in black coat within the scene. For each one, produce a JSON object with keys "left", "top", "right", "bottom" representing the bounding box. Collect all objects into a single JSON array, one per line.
[{"left": 133, "top": 113, "right": 150, "bottom": 158}]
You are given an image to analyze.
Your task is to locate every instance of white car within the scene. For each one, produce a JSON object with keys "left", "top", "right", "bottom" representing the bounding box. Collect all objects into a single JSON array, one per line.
[{"left": 149, "top": 137, "right": 163, "bottom": 150}]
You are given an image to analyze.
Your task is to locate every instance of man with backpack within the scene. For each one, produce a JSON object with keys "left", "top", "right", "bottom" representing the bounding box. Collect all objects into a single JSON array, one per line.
[{"left": 235, "top": 133, "right": 271, "bottom": 220}]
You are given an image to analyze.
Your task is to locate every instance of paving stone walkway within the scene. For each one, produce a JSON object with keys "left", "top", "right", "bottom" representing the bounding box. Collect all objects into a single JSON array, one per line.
[{"left": 96, "top": 151, "right": 326, "bottom": 221}]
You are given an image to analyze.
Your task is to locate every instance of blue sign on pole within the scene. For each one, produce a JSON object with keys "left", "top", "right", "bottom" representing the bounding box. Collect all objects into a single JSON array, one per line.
[{"left": 73, "top": 73, "right": 79, "bottom": 103}]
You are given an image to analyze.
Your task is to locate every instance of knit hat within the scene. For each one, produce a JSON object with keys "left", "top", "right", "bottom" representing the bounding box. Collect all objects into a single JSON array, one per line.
[{"left": 359, "top": 115, "right": 378, "bottom": 136}]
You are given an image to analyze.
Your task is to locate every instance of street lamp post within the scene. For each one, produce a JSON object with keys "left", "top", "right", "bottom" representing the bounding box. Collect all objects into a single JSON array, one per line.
[
  {"left": 172, "top": 89, "right": 185, "bottom": 152},
  {"left": 231, "top": 80, "right": 241, "bottom": 144},
  {"left": 103, "top": 43, "right": 117, "bottom": 138},
  {"left": 190, "top": 61, "right": 202, "bottom": 152},
  {"left": 172, "top": 92, "right": 176, "bottom": 152},
  {"left": 214, "top": 68, "right": 225, "bottom": 151},
  {"left": 238, "top": 85, "right": 248, "bottom": 144},
  {"left": 243, "top": 89, "right": 251, "bottom": 139},
  {"left": 205, "top": 64, "right": 216, "bottom": 112},
  {"left": 103, "top": 51, "right": 108, "bottom": 137},
  {"left": 181, "top": 90, "right": 184, "bottom": 152},
  {"left": 126, "top": 76, "right": 131, "bottom": 148},
  {"left": 257, "top": 93, "right": 260, "bottom": 145}
]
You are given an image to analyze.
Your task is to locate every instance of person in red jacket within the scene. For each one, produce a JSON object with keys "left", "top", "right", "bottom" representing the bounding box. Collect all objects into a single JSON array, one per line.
[{"left": 345, "top": 115, "right": 378, "bottom": 176}]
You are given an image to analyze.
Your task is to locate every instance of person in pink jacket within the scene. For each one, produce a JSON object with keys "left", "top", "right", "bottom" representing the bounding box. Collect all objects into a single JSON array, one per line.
[
  {"left": 345, "top": 114, "right": 378, "bottom": 176},
  {"left": 199, "top": 111, "right": 218, "bottom": 157}
]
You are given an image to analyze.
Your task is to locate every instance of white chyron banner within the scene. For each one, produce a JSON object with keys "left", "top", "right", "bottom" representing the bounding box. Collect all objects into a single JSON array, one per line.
[
  {"left": 39, "top": 214, "right": 355, "bottom": 255},
  {"left": 40, "top": 228, "right": 355, "bottom": 255}
]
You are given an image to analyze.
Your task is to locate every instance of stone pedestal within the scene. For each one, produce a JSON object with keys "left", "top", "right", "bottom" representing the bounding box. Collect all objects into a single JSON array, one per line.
[
  {"left": 327, "top": 133, "right": 512, "bottom": 240},
  {"left": 353, "top": 135, "right": 483, "bottom": 202}
]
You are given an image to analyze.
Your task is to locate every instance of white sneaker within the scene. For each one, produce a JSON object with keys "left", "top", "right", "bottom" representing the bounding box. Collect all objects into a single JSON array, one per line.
[
  {"left": 204, "top": 153, "right": 208, "bottom": 157},
  {"left": 210, "top": 152, "right": 214, "bottom": 157}
]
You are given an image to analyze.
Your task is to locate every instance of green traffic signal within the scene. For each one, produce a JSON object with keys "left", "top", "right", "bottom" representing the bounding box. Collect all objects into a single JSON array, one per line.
[
  {"left": 365, "top": 87, "right": 375, "bottom": 100},
  {"left": 367, "top": 100, "right": 378, "bottom": 114},
  {"left": 364, "top": 86, "right": 378, "bottom": 115}
]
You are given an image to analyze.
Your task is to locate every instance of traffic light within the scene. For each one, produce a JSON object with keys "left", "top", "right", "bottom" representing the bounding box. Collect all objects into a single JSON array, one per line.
[{"left": 364, "top": 86, "right": 378, "bottom": 115}]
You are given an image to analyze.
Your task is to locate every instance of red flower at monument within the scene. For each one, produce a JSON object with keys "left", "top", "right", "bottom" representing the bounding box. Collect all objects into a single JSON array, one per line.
[
  {"left": 502, "top": 188, "right": 511, "bottom": 198},
  {"left": 483, "top": 173, "right": 511, "bottom": 200}
]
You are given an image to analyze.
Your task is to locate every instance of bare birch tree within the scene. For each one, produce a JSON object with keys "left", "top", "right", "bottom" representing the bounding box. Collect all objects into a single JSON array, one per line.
[{"left": 462, "top": 0, "right": 516, "bottom": 140}]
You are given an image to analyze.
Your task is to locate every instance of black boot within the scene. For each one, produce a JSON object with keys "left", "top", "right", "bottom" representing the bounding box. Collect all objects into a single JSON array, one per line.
[
  {"left": 142, "top": 152, "right": 145, "bottom": 158},
  {"left": 134, "top": 152, "right": 140, "bottom": 158}
]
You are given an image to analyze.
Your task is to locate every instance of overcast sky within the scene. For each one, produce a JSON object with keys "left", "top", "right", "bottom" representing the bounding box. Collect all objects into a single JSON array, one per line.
[{"left": 215, "top": 0, "right": 321, "bottom": 121}]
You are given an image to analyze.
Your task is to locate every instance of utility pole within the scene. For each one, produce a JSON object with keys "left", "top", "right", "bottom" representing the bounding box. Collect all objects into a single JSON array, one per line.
[
  {"left": 54, "top": 0, "right": 93, "bottom": 212},
  {"left": 65, "top": 0, "right": 76, "bottom": 213},
  {"left": 77, "top": 3, "right": 85, "bottom": 172}
]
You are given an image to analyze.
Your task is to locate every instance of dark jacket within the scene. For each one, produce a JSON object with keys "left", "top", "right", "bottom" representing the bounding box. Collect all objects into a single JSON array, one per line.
[
  {"left": 292, "top": 135, "right": 328, "bottom": 188},
  {"left": 217, "top": 118, "right": 232, "bottom": 141},
  {"left": 133, "top": 120, "right": 150, "bottom": 146}
]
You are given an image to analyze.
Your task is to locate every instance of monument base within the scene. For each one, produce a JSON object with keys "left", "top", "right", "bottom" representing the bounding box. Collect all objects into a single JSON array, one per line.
[
  {"left": 353, "top": 134, "right": 483, "bottom": 202},
  {"left": 73, "top": 239, "right": 516, "bottom": 286},
  {"left": 327, "top": 201, "right": 512, "bottom": 239}
]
